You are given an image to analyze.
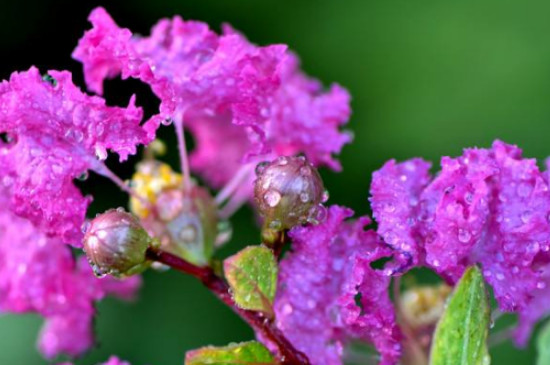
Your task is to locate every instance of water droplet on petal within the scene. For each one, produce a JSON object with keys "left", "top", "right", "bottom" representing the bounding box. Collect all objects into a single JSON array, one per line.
[
  {"left": 458, "top": 228, "right": 471, "bottom": 243},
  {"left": 517, "top": 182, "right": 533, "bottom": 198},
  {"left": 521, "top": 210, "right": 532, "bottom": 224},
  {"left": 384, "top": 202, "right": 396, "bottom": 213},
  {"left": 299, "top": 192, "right": 310, "bottom": 203},
  {"left": 161, "top": 117, "right": 174, "bottom": 126},
  {"left": 77, "top": 171, "right": 89, "bottom": 181}
]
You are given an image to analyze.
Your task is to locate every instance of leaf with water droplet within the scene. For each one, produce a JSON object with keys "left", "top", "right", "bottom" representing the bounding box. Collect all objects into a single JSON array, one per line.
[
  {"left": 430, "top": 266, "right": 490, "bottom": 365},
  {"left": 185, "top": 341, "right": 276, "bottom": 365},
  {"left": 224, "top": 245, "right": 277, "bottom": 317},
  {"left": 537, "top": 320, "right": 550, "bottom": 365}
]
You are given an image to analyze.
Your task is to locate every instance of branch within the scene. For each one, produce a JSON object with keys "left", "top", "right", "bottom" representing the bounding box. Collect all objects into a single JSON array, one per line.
[{"left": 145, "top": 247, "right": 310, "bottom": 365}]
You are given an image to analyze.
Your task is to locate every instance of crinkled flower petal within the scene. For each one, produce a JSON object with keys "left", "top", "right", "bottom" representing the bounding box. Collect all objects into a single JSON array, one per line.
[
  {"left": 370, "top": 140, "right": 550, "bottom": 344},
  {"left": 0, "top": 67, "right": 154, "bottom": 244},
  {"left": 74, "top": 7, "right": 351, "bottom": 200},
  {"left": 370, "top": 158, "right": 431, "bottom": 271},
  {"left": 0, "top": 195, "right": 140, "bottom": 358},
  {"left": 272, "top": 205, "right": 401, "bottom": 365}
]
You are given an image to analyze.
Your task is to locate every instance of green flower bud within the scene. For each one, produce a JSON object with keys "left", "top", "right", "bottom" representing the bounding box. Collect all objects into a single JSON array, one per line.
[{"left": 144, "top": 185, "right": 218, "bottom": 266}]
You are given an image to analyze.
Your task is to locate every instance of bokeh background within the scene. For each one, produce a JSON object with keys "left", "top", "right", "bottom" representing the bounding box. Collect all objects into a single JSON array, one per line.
[{"left": 1, "top": 0, "right": 549, "bottom": 363}]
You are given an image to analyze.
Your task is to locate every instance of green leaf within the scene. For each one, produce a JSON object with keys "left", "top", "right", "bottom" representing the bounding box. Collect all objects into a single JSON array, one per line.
[
  {"left": 185, "top": 341, "right": 277, "bottom": 365},
  {"left": 537, "top": 320, "right": 550, "bottom": 365},
  {"left": 224, "top": 245, "right": 277, "bottom": 316},
  {"left": 429, "top": 266, "right": 491, "bottom": 365}
]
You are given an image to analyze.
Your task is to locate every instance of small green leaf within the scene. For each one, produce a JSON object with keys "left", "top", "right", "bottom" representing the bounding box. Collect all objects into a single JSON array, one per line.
[
  {"left": 537, "top": 320, "right": 550, "bottom": 365},
  {"left": 185, "top": 341, "right": 276, "bottom": 365},
  {"left": 224, "top": 245, "right": 277, "bottom": 316},
  {"left": 430, "top": 266, "right": 491, "bottom": 365}
]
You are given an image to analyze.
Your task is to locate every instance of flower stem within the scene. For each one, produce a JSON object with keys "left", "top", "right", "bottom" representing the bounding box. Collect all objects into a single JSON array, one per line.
[
  {"left": 96, "top": 164, "right": 150, "bottom": 208},
  {"left": 215, "top": 163, "right": 254, "bottom": 205},
  {"left": 145, "top": 247, "right": 310, "bottom": 365},
  {"left": 173, "top": 117, "right": 192, "bottom": 191}
]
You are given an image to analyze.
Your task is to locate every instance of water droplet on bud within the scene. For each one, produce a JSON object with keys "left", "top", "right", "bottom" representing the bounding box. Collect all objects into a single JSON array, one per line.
[
  {"left": 264, "top": 190, "right": 282, "bottom": 207},
  {"left": 255, "top": 161, "right": 270, "bottom": 176}
]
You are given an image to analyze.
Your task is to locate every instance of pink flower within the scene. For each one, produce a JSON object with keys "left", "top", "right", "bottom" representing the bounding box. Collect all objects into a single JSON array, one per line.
[
  {"left": 0, "top": 67, "right": 155, "bottom": 244},
  {"left": 272, "top": 205, "right": 401, "bottom": 365},
  {"left": 73, "top": 7, "right": 351, "bottom": 202},
  {"left": 0, "top": 189, "right": 140, "bottom": 358},
  {"left": 370, "top": 140, "right": 550, "bottom": 344}
]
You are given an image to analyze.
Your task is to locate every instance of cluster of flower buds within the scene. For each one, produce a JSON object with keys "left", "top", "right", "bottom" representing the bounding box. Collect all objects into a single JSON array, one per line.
[
  {"left": 128, "top": 159, "right": 219, "bottom": 266},
  {"left": 254, "top": 155, "right": 328, "bottom": 243}
]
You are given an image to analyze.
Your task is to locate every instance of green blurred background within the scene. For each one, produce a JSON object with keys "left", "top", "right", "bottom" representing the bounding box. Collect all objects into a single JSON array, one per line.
[{"left": 1, "top": 0, "right": 549, "bottom": 363}]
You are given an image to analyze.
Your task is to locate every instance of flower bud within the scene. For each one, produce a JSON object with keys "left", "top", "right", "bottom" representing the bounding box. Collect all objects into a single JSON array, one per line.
[
  {"left": 143, "top": 185, "right": 218, "bottom": 266},
  {"left": 254, "top": 156, "right": 327, "bottom": 235},
  {"left": 400, "top": 284, "right": 451, "bottom": 329},
  {"left": 83, "top": 209, "right": 152, "bottom": 277}
]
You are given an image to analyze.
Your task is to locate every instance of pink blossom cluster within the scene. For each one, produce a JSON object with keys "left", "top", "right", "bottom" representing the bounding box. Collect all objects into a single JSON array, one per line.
[
  {"left": 274, "top": 206, "right": 400, "bottom": 365},
  {"left": 4, "top": 4, "right": 550, "bottom": 365},
  {"left": 73, "top": 7, "right": 351, "bottom": 202},
  {"left": 0, "top": 6, "right": 352, "bottom": 363},
  {"left": 371, "top": 140, "right": 550, "bottom": 345}
]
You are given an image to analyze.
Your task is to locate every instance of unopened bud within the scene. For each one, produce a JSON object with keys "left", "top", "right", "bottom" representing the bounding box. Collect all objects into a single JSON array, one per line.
[
  {"left": 83, "top": 209, "right": 152, "bottom": 277},
  {"left": 400, "top": 284, "right": 452, "bottom": 329},
  {"left": 254, "top": 156, "right": 326, "bottom": 237},
  {"left": 144, "top": 185, "right": 218, "bottom": 266}
]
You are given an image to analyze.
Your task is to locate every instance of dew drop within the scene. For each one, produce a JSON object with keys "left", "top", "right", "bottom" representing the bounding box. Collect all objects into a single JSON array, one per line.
[
  {"left": 81, "top": 221, "right": 91, "bottom": 234},
  {"left": 269, "top": 220, "right": 282, "bottom": 230},
  {"left": 521, "top": 210, "right": 532, "bottom": 224},
  {"left": 384, "top": 202, "right": 396, "bottom": 213},
  {"left": 264, "top": 190, "right": 281, "bottom": 207},
  {"left": 307, "top": 204, "right": 327, "bottom": 225},
  {"left": 42, "top": 74, "right": 57, "bottom": 87},
  {"left": 458, "top": 228, "right": 471, "bottom": 243},
  {"left": 299, "top": 192, "right": 310, "bottom": 203},
  {"left": 255, "top": 161, "right": 270, "bottom": 176},
  {"left": 517, "top": 182, "right": 532, "bottom": 198},
  {"left": 322, "top": 190, "right": 330, "bottom": 203},
  {"left": 161, "top": 117, "right": 174, "bottom": 126},
  {"left": 77, "top": 171, "right": 89, "bottom": 181},
  {"left": 300, "top": 166, "right": 311, "bottom": 176},
  {"left": 215, "top": 221, "right": 233, "bottom": 247},
  {"left": 95, "top": 146, "right": 108, "bottom": 160},
  {"left": 92, "top": 264, "right": 106, "bottom": 278},
  {"left": 537, "top": 281, "right": 547, "bottom": 290},
  {"left": 277, "top": 156, "right": 288, "bottom": 165}
]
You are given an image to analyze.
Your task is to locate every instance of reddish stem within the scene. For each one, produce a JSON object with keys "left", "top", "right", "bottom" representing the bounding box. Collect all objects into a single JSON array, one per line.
[{"left": 146, "top": 247, "right": 310, "bottom": 365}]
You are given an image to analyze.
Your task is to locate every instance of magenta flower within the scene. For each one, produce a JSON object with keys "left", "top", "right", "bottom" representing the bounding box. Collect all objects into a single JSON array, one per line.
[
  {"left": 370, "top": 140, "right": 550, "bottom": 344},
  {"left": 0, "top": 66, "right": 155, "bottom": 244},
  {"left": 0, "top": 189, "right": 140, "bottom": 358},
  {"left": 73, "top": 7, "right": 351, "bottom": 212},
  {"left": 273, "top": 205, "right": 401, "bottom": 365}
]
